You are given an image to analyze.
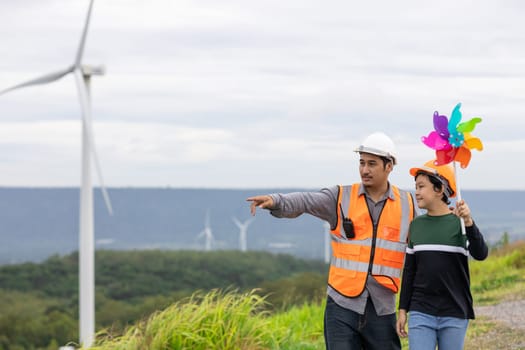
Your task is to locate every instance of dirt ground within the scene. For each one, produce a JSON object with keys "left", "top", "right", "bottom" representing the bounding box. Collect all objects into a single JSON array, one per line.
[
  {"left": 475, "top": 299, "right": 525, "bottom": 330},
  {"left": 470, "top": 299, "right": 525, "bottom": 350}
]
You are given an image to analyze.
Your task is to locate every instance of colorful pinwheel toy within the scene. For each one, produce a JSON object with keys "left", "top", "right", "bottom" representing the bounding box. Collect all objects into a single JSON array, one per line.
[
  {"left": 421, "top": 103, "right": 483, "bottom": 168},
  {"left": 421, "top": 102, "right": 483, "bottom": 234}
]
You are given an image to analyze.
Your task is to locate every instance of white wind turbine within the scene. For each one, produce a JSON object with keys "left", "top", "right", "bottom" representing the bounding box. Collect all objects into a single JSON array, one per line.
[
  {"left": 232, "top": 217, "right": 254, "bottom": 252},
  {"left": 0, "top": 0, "right": 111, "bottom": 347},
  {"left": 198, "top": 210, "right": 214, "bottom": 251}
]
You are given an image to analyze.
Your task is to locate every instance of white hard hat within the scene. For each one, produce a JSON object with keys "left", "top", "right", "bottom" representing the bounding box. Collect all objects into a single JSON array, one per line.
[{"left": 354, "top": 132, "right": 397, "bottom": 165}]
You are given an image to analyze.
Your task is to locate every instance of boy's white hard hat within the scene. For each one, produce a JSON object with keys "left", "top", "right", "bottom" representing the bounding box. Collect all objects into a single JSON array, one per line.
[{"left": 354, "top": 132, "right": 397, "bottom": 165}]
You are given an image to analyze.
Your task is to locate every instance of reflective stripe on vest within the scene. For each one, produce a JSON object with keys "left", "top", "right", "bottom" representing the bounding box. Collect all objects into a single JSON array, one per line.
[{"left": 328, "top": 184, "right": 414, "bottom": 297}]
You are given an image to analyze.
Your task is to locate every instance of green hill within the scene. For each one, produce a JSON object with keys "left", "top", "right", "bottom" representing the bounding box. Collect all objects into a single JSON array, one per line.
[
  {"left": 1, "top": 242, "right": 524, "bottom": 349},
  {"left": 0, "top": 250, "right": 328, "bottom": 349}
]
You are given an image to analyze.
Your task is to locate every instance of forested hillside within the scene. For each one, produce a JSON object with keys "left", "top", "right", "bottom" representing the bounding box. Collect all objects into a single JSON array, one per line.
[{"left": 0, "top": 250, "right": 328, "bottom": 349}]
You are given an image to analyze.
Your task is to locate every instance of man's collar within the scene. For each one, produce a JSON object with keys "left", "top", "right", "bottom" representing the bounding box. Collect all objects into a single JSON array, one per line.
[{"left": 358, "top": 182, "right": 396, "bottom": 201}]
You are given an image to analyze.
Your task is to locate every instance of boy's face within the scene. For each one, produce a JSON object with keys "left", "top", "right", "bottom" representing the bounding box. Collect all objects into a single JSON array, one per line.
[
  {"left": 414, "top": 173, "right": 442, "bottom": 209},
  {"left": 359, "top": 153, "right": 391, "bottom": 189}
]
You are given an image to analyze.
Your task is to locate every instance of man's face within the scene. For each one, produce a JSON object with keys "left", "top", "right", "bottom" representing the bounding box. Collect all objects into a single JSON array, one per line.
[{"left": 359, "top": 153, "right": 392, "bottom": 188}]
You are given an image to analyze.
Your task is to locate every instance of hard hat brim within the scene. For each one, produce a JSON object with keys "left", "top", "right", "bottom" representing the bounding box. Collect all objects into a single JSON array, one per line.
[
  {"left": 409, "top": 165, "right": 437, "bottom": 177},
  {"left": 409, "top": 164, "right": 456, "bottom": 198},
  {"left": 354, "top": 146, "right": 397, "bottom": 165}
]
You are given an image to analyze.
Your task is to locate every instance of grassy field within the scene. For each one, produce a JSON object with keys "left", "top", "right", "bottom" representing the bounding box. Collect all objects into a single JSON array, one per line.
[
  {"left": 464, "top": 241, "right": 525, "bottom": 350},
  {"left": 87, "top": 241, "right": 525, "bottom": 350}
]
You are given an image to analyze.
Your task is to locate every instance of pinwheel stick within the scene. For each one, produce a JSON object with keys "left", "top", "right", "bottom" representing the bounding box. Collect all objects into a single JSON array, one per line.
[{"left": 453, "top": 161, "right": 467, "bottom": 235}]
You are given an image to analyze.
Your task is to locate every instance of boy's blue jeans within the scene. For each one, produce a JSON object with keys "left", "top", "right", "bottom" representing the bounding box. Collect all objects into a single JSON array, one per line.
[
  {"left": 408, "top": 311, "right": 469, "bottom": 350},
  {"left": 324, "top": 296, "right": 401, "bottom": 350}
]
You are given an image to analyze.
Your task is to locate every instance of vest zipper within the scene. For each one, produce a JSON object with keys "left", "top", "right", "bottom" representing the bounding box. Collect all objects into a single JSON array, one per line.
[
  {"left": 368, "top": 223, "right": 378, "bottom": 274},
  {"left": 367, "top": 202, "right": 385, "bottom": 275}
]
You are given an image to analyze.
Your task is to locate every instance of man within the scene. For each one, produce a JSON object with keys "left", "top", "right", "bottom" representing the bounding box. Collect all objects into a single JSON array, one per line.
[{"left": 247, "top": 132, "right": 416, "bottom": 350}]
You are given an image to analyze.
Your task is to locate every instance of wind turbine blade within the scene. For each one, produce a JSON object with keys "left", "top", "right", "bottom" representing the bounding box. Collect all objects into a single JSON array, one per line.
[
  {"left": 75, "top": 0, "right": 95, "bottom": 67},
  {"left": 205, "top": 210, "right": 210, "bottom": 228},
  {"left": 91, "top": 144, "right": 113, "bottom": 215},
  {"left": 0, "top": 66, "right": 73, "bottom": 95},
  {"left": 74, "top": 69, "right": 113, "bottom": 215},
  {"left": 232, "top": 216, "right": 242, "bottom": 228}
]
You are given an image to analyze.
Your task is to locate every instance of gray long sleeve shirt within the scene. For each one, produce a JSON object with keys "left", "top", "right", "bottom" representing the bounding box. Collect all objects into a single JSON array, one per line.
[{"left": 268, "top": 184, "right": 403, "bottom": 316}]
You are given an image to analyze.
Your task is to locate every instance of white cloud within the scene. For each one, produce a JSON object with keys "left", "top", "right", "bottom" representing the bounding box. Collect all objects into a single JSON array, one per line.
[{"left": 0, "top": 0, "right": 524, "bottom": 189}]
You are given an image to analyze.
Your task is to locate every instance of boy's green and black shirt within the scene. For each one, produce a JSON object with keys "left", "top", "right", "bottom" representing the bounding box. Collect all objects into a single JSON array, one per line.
[{"left": 398, "top": 213, "right": 488, "bottom": 319}]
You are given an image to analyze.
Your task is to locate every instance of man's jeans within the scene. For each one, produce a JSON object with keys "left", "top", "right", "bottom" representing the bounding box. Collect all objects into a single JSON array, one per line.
[
  {"left": 324, "top": 296, "right": 401, "bottom": 350},
  {"left": 408, "top": 311, "right": 469, "bottom": 350}
]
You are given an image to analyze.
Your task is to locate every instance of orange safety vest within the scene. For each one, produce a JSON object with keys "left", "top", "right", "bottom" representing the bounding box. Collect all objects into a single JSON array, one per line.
[{"left": 328, "top": 184, "right": 414, "bottom": 297}]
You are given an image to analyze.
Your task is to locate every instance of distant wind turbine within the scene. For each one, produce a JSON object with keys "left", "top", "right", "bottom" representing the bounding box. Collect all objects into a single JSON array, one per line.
[
  {"left": 0, "top": 0, "right": 110, "bottom": 347},
  {"left": 232, "top": 216, "right": 254, "bottom": 252},
  {"left": 198, "top": 210, "right": 214, "bottom": 251}
]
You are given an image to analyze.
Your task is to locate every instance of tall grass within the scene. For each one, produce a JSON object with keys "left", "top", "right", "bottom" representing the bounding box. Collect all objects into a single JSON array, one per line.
[
  {"left": 90, "top": 289, "right": 280, "bottom": 350},
  {"left": 266, "top": 303, "right": 324, "bottom": 350},
  {"left": 90, "top": 289, "right": 326, "bottom": 350},
  {"left": 470, "top": 240, "right": 525, "bottom": 304}
]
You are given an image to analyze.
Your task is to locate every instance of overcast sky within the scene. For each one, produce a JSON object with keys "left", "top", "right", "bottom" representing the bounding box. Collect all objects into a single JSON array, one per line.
[{"left": 0, "top": 0, "right": 524, "bottom": 190}]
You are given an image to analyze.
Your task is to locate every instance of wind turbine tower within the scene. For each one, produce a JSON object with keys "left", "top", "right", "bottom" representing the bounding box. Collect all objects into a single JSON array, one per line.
[
  {"left": 198, "top": 210, "right": 214, "bottom": 251},
  {"left": 0, "top": 0, "right": 111, "bottom": 347},
  {"left": 232, "top": 217, "right": 254, "bottom": 252}
]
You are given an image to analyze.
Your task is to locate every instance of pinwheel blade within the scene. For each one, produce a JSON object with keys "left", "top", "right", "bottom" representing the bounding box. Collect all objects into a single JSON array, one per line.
[
  {"left": 0, "top": 66, "right": 74, "bottom": 95},
  {"left": 75, "top": 0, "right": 95, "bottom": 67},
  {"left": 448, "top": 103, "right": 463, "bottom": 133},
  {"left": 457, "top": 117, "right": 482, "bottom": 133},
  {"left": 422, "top": 132, "right": 449, "bottom": 150},
  {"left": 435, "top": 147, "right": 456, "bottom": 166},
  {"left": 74, "top": 69, "right": 113, "bottom": 215},
  {"left": 464, "top": 133, "right": 483, "bottom": 151},
  {"left": 433, "top": 112, "right": 450, "bottom": 140},
  {"left": 455, "top": 146, "right": 472, "bottom": 168}
]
